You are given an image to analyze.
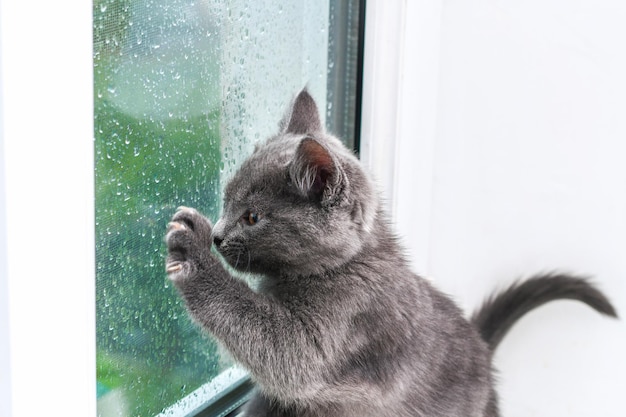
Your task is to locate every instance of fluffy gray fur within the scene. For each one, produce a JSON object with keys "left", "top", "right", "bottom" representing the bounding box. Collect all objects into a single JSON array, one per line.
[{"left": 165, "top": 89, "right": 616, "bottom": 417}]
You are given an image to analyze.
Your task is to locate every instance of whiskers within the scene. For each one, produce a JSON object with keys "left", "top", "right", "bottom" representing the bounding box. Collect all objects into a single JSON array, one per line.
[
  {"left": 232, "top": 245, "right": 252, "bottom": 273},
  {"left": 234, "top": 250, "right": 241, "bottom": 269}
]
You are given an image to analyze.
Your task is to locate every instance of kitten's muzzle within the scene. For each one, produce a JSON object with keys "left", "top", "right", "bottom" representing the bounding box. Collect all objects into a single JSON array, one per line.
[{"left": 211, "top": 218, "right": 225, "bottom": 248}]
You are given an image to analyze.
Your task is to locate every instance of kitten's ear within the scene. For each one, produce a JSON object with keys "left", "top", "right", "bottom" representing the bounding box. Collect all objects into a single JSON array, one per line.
[
  {"left": 281, "top": 89, "right": 322, "bottom": 135},
  {"left": 290, "top": 138, "right": 344, "bottom": 204}
]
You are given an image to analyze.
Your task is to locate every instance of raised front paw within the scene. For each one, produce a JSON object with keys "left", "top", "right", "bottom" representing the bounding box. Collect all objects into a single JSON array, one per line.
[{"left": 165, "top": 206, "right": 214, "bottom": 282}]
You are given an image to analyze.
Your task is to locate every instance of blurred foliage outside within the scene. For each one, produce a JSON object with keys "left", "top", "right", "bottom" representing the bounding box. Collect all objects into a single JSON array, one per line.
[{"left": 94, "top": 0, "right": 228, "bottom": 415}]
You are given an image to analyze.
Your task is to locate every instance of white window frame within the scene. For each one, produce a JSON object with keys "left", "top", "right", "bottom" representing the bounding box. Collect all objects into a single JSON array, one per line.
[
  {"left": 1, "top": 1, "right": 96, "bottom": 416},
  {"left": 360, "top": 0, "right": 443, "bottom": 273}
]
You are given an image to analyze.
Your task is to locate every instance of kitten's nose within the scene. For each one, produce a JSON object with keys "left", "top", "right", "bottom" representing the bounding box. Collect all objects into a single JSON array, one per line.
[{"left": 212, "top": 218, "right": 224, "bottom": 248}]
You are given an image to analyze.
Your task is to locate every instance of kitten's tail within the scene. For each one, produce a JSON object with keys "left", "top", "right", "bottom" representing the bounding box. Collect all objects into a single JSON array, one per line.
[{"left": 471, "top": 273, "right": 618, "bottom": 351}]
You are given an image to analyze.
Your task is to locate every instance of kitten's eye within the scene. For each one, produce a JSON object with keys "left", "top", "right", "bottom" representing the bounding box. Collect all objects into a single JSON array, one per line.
[{"left": 243, "top": 211, "right": 260, "bottom": 226}]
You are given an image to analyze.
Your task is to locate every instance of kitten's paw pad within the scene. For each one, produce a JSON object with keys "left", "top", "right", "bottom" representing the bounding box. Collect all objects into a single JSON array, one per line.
[
  {"left": 165, "top": 206, "right": 213, "bottom": 281},
  {"left": 166, "top": 261, "right": 183, "bottom": 274},
  {"left": 165, "top": 222, "right": 187, "bottom": 244},
  {"left": 165, "top": 230, "right": 195, "bottom": 282},
  {"left": 165, "top": 220, "right": 192, "bottom": 252},
  {"left": 167, "top": 221, "right": 187, "bottom": 232},
  {"left": 165, "top": 259, "right": 192, "bottom": 283},
  {"left": 171, "top": 206, "right": 213, "bottom": 239}
]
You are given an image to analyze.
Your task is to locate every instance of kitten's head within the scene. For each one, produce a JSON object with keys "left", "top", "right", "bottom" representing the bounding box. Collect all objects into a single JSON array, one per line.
[{"left": 212, "top": 89, "right": 378, "bottom": 277}]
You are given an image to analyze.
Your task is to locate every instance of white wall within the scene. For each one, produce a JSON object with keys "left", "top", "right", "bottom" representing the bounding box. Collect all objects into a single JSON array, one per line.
[
  {"left": 0, "top": 1, "right": 95, "bottom": 416},
  {"left": 364, "top": 1, "right": 626, "bottom": 416}
]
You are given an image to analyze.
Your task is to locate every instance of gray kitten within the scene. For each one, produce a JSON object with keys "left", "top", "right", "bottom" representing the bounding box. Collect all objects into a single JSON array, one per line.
[{"left": 165, "top": 89, "right": 617, "bottom": 417}]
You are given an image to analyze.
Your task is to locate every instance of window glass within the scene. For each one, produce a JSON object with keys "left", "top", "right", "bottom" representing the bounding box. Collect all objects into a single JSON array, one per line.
[{"left": 94, "top": 0, "right": 363, "bottom": 416}]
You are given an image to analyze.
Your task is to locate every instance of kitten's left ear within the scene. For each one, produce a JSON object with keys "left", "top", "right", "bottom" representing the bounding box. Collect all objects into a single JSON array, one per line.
[
  {"left": 282, "top": 89, "right": 322, "bottom": 135},
  {"left": 290, "top": 138, "right": 345, "bottom": 205}
]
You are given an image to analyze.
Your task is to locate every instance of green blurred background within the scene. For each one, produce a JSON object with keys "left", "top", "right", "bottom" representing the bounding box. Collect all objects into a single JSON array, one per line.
[{"left": 94, "top": 0, "right": 226, "bottom": 415}]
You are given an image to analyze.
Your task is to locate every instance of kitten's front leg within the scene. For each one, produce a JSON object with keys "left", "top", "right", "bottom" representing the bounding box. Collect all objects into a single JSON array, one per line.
[
  {"left": 165, "top": 207, "right": 329, "bottom": 404},
  {"left": 165, "top": 206, "right": 248, "bottom": 349}
]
